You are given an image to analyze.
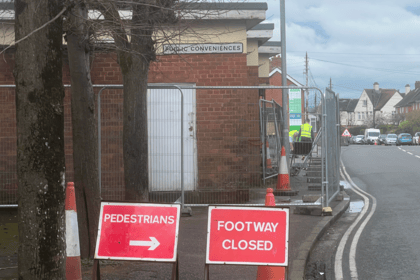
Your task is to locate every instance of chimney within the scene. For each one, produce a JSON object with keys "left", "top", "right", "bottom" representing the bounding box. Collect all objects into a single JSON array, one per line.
[
  {"left": 405, "top": 84, "right": 411, "bottom": 94},
  {"left": 416, "top": 81, "right": 420, "bottom": 89},
  {"left": 373, "top": 82, "right": 379, "bottom": 92},
  {"left": 269, "top": 55, "right": 282, "bottom": 72}
]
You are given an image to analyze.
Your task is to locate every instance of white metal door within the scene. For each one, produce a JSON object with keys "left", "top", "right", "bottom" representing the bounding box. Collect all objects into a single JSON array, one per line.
[{"left": 147, "top": 85, "right": 197, "bottom": 192}]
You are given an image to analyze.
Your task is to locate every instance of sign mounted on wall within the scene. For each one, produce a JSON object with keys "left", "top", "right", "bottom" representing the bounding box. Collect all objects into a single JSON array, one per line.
[
  {"left": 206, "top": 206, "right": 289, "bottom": 266},
  {"left": 163, "top": 43, "right": 243, "bottom": 54},
  {"left": 94, "top": 202, "right": 181, "bottom": 262}
]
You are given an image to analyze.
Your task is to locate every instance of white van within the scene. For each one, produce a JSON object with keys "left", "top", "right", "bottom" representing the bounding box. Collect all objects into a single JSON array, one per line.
[{"left": 364, "top": 128, "right": 381, "bottom": 145}]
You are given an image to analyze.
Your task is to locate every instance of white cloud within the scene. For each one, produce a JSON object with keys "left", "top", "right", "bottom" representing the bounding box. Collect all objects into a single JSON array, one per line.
[{"left": 258, "top": 0, "right": 420, "bottom": 98}]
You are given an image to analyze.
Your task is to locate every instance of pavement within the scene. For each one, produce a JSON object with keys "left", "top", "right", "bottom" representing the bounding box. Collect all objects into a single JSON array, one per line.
[{"left": 0, "top": 166, "right": 350, "bottom": 280}]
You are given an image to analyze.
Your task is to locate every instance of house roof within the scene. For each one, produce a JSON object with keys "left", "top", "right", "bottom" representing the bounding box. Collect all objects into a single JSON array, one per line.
[
  {"left": 395, "top": 88, "right": 420, "bottom": 108},
  {"left": 339, "top": 99, "right": 350, "bottom": 111},
  {"left": 339, "top": 98, "right": 358, "bottom": 112},
  {"left": 347, "top": 99, "right": 359, "bottom": 112},
  {"left": 269, "top": 68, "right": 303, "bottom": 87},
  {"left": 363, "top": 89, "right": 400, "bottom": 110}
]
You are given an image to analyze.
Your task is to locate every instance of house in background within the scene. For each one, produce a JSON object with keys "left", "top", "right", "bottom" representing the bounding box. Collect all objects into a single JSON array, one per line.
[
  {"left": 353, "top": 82, "right": 402, "bottom": 126},
  {"left": 339, "top": 98, "right": 358, "bottom": 126},
  {"left": 395, "top": 82, "right": 420, "bottom": 115}
]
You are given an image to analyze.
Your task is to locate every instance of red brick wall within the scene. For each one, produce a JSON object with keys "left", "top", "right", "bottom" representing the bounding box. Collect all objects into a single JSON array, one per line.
[
  {"left": 0, "top": 51, "right": 263, "bottom": 202},
  {"left": 149, "top": 54, "right": 262, "bottom": 189}
]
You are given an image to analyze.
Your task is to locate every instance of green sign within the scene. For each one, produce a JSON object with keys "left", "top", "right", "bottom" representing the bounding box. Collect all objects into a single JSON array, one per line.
[{"left": 289, "top": 89, "right": 302, "bottom": 128}]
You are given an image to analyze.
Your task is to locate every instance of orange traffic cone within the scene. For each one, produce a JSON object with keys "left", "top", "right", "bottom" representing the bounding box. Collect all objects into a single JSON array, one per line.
[
  {"left": 277, "top": 146, "right": 290, "bottom": 191},
  {"left": 273, "top": 146, "right": 299, "bottom": 196},
  {"left": 66, "top": 182, "right": 82, "bottom": 280},
  {"left": 256, "top": 188, "right": 286, "bottom": 280},
  {"left": 266, "top": 141, "right": 272, "bottom": 169}
]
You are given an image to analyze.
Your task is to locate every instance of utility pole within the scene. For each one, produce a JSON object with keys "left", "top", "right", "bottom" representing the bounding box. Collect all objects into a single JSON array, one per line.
[
  {"left": 305, "top": 52, "right": 309, "bottom": 120},
  {"left": 280, "top": 0, "right": 290, "bottom": 162}
]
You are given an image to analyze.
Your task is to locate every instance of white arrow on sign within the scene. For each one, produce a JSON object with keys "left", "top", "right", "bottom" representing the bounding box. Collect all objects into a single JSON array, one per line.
[{"left": 129, "top": 237, "right": 160, "bottom": 251}]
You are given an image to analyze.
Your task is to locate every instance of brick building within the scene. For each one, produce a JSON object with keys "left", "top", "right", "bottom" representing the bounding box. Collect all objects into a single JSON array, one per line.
[
  {"left": 267, "top": 55, "right": 305, "bottom": 131},
  {"left": 395, "top": 82, "right": 420, "bottom": 115},
  {"left": 0, "top": 2, "right": 283, "bottom": 204}
]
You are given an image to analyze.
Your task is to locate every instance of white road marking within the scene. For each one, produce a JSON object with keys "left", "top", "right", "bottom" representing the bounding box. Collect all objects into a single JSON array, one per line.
[
  {"left": 416, "top": 156, "right": 420, "bottom": 159},
  {"left": 335, "top": 160, "right": 377, "bottom": 280},
  {"left": 407, "top": 152, "right": 413, "bottom": 155}
]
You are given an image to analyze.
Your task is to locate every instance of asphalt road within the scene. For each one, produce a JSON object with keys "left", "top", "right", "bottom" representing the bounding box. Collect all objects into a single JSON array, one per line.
[{"left": 340, "top": 144, "right": 420, "bottom": 280}]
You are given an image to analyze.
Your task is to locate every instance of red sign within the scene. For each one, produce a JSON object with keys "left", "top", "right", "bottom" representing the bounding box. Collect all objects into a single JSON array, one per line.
[
  {"left": 206, "top": 206, "right": 289, "bottom": 266},
  {"left": 94, "top": 202, "right": 180, "bottom": 262},
  {"left": 342, "top": 129, "right": 351, "bottom": 137}
]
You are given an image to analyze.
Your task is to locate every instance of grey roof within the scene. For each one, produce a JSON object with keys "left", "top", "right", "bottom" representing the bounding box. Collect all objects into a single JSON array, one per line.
[
  {"left": 339, "top": 98, "right": 358, "bottom": 112},
  {"left": 339, "top": 99, "right": 350, "bottom": 111},
  {"left": 179, "top": 2, "right": 268, "bottom": 10},
  {"left": 395, "top": 88, "right": 420, "bottom": 108},
  {"left": 250, "top": 23, "right": 275, "bottom": 30},
  {"left": 347, "top": 99, "right": 358, "bottom": 112},
  {"left": 363, "top": 88, "right": 399, "bottom": 110}
]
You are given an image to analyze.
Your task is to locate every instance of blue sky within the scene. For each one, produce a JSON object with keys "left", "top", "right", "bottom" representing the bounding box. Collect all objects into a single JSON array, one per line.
[{"left": 252, "top": 0, "right": 420, "bottom": 102}]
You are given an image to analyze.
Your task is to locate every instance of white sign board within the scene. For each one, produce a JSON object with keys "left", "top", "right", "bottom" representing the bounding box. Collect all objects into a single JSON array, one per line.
[
  {"left": 163, "top": 43, "right": 243, "bottom": 54},
  {"left": 289, "top": 89, "right": 302, "bottom": 128}
]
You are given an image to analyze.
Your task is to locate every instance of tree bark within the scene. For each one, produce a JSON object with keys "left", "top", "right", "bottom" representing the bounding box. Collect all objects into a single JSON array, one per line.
[
  {"left": 93, "top": 0, "right": 176, "bottom": 201},
  {"left": 14, "top": 0, "right": 66, "bottom": 278},
  {"left": 66, "top": 0, "right": 101, "bottom": 258},
  {"left": 120, "top": 52, "right": 150, "bottom": 202}
]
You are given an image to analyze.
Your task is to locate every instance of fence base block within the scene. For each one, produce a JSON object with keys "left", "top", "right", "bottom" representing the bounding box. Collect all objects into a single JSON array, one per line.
[{"left": 273, "top": 190, "right": 299, "bottom": 196}]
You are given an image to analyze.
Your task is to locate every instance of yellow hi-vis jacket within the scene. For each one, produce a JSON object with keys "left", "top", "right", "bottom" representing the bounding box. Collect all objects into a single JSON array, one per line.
[
  {"left": 289, "top": 130, "right": 299, "bottom": 141},
  {"left": 300, "top": 123, "right": 312, "bottom": 139}
]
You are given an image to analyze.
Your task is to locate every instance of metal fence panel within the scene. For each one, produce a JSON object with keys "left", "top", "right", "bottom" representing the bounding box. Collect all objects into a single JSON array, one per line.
[
  {"left": 0, "top": 88, "right": 17, "bottom": 205},
  {"left": 323, "top": 88, "right": 340, "bottom": 206},
  {"left": 259, "top": 99, "right": 283, "bottom": 183},
  {"left": 1, "top": 85, "right": 329, "bottom": 207}
]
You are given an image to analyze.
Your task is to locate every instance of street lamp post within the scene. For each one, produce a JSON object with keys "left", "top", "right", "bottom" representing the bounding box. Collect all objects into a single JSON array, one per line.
[{"left": 280, "top": 0, "right": 290, "bottom": 162}]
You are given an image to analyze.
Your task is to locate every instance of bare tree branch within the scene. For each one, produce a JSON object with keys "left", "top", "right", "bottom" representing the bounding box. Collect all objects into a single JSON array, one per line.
[{"left": 0, "top": 6, "right": 67, "bottom": 55}]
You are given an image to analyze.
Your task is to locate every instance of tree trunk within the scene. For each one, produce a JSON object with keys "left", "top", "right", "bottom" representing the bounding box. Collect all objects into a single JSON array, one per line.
[
  {"left": 92, "top": 0, "right": 176, "bottom": 201},
  {"left": 66, "top": 0, "right": 101, "bottom": 258},
  {"left": 14, "top": 0, "right": 66, "bottom": 278},
  {"left": 120, "top": 52, "right": 150, "bottom": 202}
]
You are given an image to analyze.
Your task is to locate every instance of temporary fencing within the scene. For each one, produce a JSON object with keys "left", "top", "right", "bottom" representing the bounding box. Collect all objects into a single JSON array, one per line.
[
  {"left": 0, "top": 84, "right": 342, "bottom": 210},
  {"left": 259, "top": 99, "right": 283, "bottom": 184},
  {"left": 321, "top": 88, "right": 341, "bottom": 207}
]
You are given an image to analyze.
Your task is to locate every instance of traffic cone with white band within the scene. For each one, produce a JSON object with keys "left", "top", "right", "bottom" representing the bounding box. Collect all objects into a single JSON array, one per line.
[
  {"left": 273, "top": 146, "right": 299, "bottom": 196},
  {"left": 66, "top": 182, "right": 82, "bottom": 280},
  {"left": 256, "top": 188, "right": 286, "bottom": 279},
  {"left": 277, "top": 146, "right": 290, "bottom": 191}
]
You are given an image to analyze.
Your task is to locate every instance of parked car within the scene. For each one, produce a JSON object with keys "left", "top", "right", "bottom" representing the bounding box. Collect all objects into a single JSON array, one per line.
[
  {"left": 349, "top": 136, "right": 356, "bottom": 144},
  {"left": 396, "top": 133, "right": 413, "bottom": 146},
  {"left": 384, "top": 134, "right": 397, "bottom": 145},
  {"left": 377, "top": 134, "right": 387, "bottom": 145},
  {"left": 354, "top": 135, "right": 364, "bottom": 144},
  {"left": 413, "top": 132, "right": 420, "bottom": 145}
]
